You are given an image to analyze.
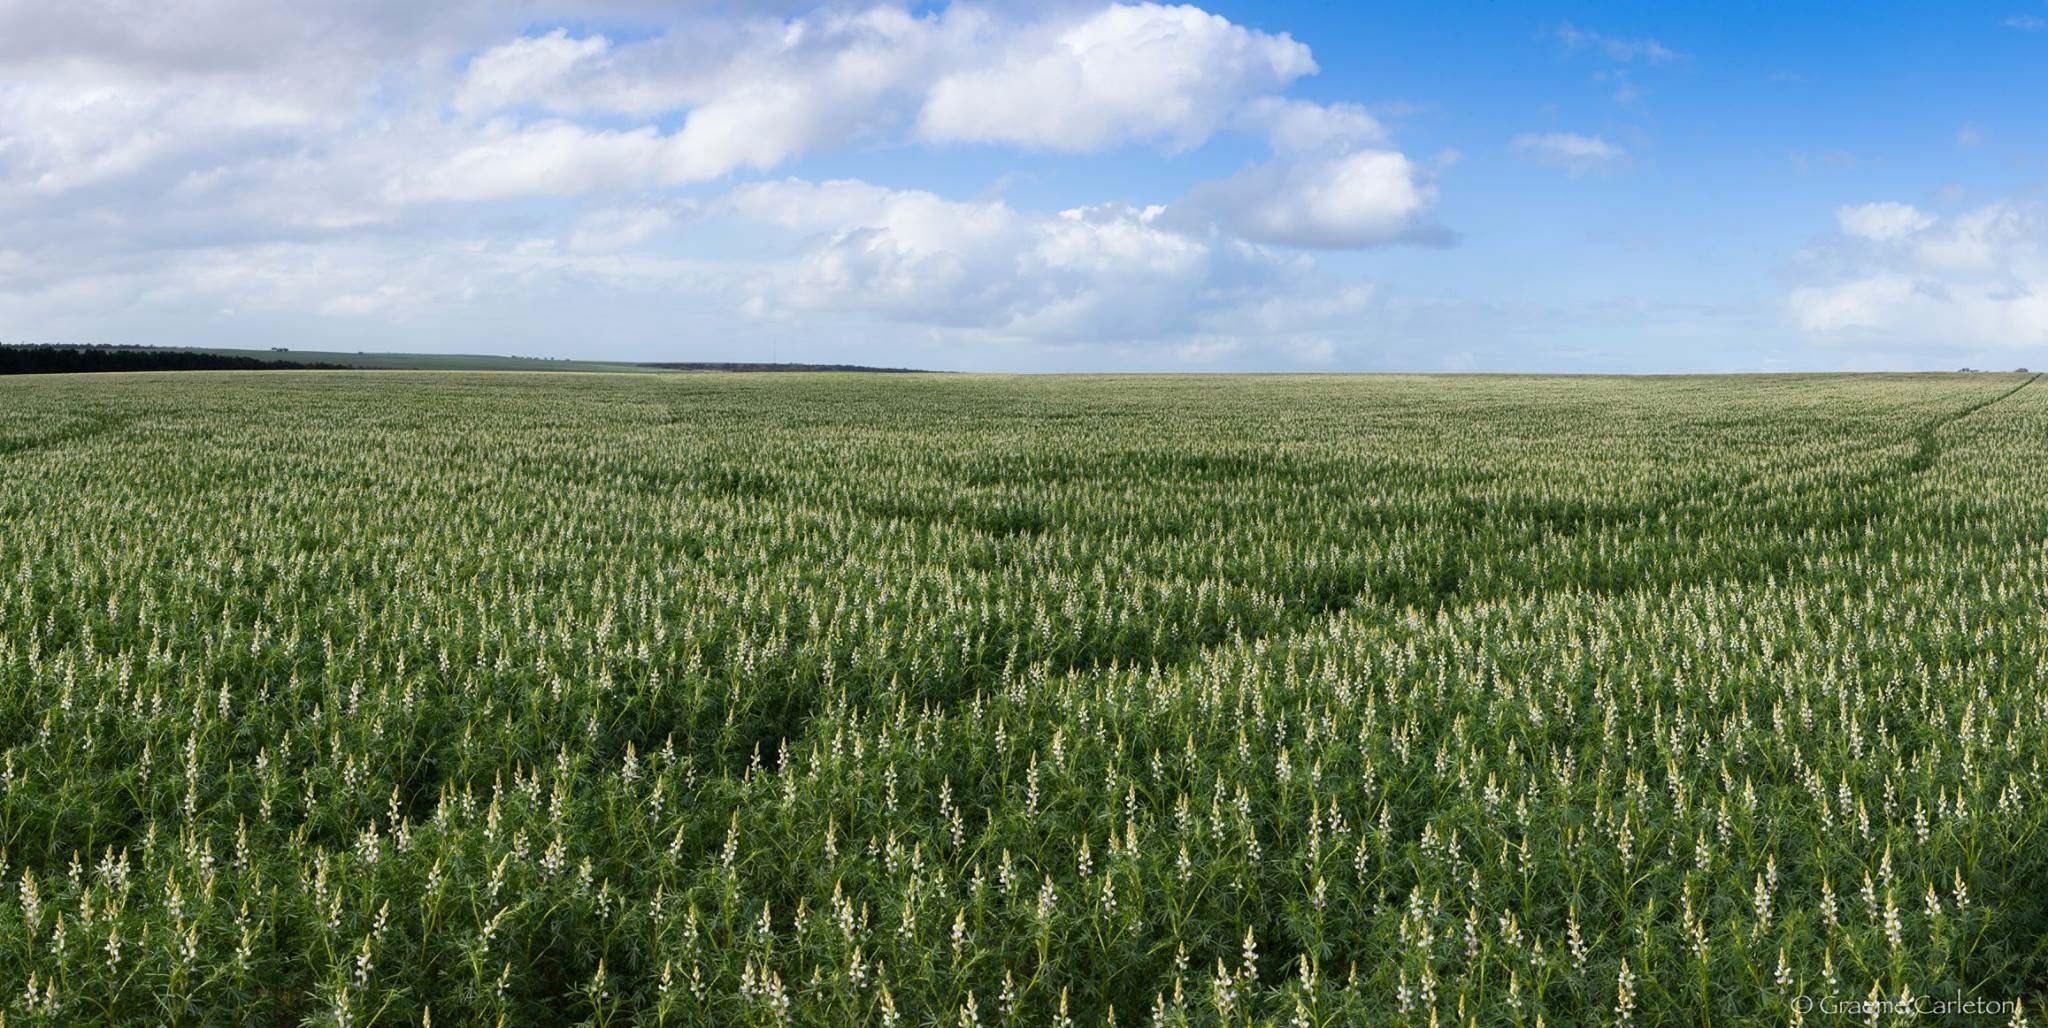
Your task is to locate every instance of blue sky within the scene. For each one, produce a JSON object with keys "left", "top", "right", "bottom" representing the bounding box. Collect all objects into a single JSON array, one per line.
[{"left": 1, "top": 1, "right": 2043, "bottom": 371}]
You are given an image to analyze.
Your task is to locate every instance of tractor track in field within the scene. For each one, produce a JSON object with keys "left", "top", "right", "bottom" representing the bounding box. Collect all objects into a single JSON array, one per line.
[
  {"left": 1115, "top": 373, "right": 2046, "bottom": 683},
  {"left": 602, "top": 375, "right": 2048, "bottom": 773},
  {"left": 1904, "top": 372, "right": 2038, "bottom": 474}
]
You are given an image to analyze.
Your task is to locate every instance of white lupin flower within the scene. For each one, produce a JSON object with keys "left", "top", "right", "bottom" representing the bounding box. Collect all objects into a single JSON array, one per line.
[{"left": 1615, "top": 958, "right": 1636, "bottom": 1026}]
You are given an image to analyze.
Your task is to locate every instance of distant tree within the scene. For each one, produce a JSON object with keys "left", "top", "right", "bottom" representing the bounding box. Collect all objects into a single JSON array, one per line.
[{"left": 0, "top": 345, "right": 346, "bottom": 375}]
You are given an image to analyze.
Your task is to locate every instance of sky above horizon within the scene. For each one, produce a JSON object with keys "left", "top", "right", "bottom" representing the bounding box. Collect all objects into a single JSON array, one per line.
[{"left": 2, "top": 1, "right": 2044, "bottom": 373}]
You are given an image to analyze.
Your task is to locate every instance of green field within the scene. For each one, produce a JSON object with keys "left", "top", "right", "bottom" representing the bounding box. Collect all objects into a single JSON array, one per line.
[{"left": 1, "top": 370, "right": 2044, "bottom": 1025}]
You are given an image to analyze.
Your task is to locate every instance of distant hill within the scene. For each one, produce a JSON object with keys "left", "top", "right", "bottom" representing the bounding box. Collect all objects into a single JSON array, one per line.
[{"left": 637, "top": 362, "right": 930, "bottom": 373}]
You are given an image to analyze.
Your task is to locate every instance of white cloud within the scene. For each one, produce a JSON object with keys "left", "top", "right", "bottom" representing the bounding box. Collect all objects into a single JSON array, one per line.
[
  {"left": 566, "top": 205, "right": 678, "bottom": 253},
  {"left": 1835, "top": 202, "right": 1934, "bottom": 242},
  {"left": 396, "top": 121, "right": 669, "bottom": 203},
  {"left": 1793, "top": 274, "right": 2048, "bottom": 347},
  {"left": 0, "top": 63, "right": 334, "bottom": 199},
  {"left": 1911, "top": 203, "right": 2041, "bottom": 273},
  {"left": 916, "top": 3, "right": 1316, "bottom": 151},
  {"left": 431, "top": 2, "right": 1323, "bottom": 191},
  {"left": 450, "top": 6, "right": 962, "bottom": 121},
  {"left": 1791, "top": 199, "right": 2048, "bottom": 349},
  {"left": 0, "top": 1, "right": 1436, "bottom": 364},
  {"left": 2, "top": 2, "right": 1446, "bottom": 246},
  {"left": 723, "top": 179, "right": 1027, "bottom": 325},
  {"left": 1237, "top": 96, "right": 1385, "bottom": 154},
  {"left": 453, "top": 29, "right": 611, "bottom": 115},
  {"left": 1512, "top": 132, "right": 1624, "bottom": 174},
  {"left": 435, "top": 6, "right": 972, "bottom": 192},
  {"left": 1175, "top": 96, "right": 1438, "bottom": 249},
  {"left": 45, "top": 1, "right": 1394, "bottom": 220},
  {"left": 2003, "top": 14, "right": 2045, "bottom": 30},
  {"left": 1788, "top": 273, "right": 1918, "bottom": 332},
  {"left": 1, "top": 171, "right": 1387, "bottom": 366},
  {"left": 2, "top": 2, "right": 1342, "bottom": 212},
  {"left": 722, "top": 178, "right": 1351, "bottom": 344},
  {"left": 1177, "top": 150, "right": 1440, "bottom": 249}
]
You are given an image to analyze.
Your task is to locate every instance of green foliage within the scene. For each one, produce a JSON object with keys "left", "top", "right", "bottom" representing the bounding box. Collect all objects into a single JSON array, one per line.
[{"left": 0, "top": 370, "right": 2043, "bottom": 1025}]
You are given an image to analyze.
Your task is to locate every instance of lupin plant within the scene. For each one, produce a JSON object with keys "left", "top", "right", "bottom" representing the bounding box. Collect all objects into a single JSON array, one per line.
[{"left": 0, "top": 369, "right": 2043, "bottom": 1023}]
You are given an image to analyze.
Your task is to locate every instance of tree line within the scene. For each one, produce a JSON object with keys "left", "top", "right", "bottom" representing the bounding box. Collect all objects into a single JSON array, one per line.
[{"left": 0, "top": 345, "right": 347, "bottom": 375}]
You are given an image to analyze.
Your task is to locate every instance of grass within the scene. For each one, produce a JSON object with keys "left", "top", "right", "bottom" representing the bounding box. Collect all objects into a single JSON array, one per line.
[{"left": 0, "top": 370, "right": 2043, "bottom": 1025}]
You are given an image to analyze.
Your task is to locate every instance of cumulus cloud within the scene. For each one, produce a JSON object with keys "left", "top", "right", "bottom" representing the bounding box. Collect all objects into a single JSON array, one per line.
[
  {"left": 452, "top": 29, "right": 612, "bottom": 115},
  {"left": 3, "top": 1, "right": 1418, "bottom": 225},
  {"left": 430, "top": 6, "right": 970, "bottom": 193},
  {"left": 1235, "top": 96, "right": 1385, "bottom": 154},
  {"left": 448, "top": 6, "right": 970, "bottom": 123},
  {"left": 1512, "top": 132, "right": 1624, "bottom": 174},
  {"left": 1176, "top": 150, "right": 1441, "bottom": 249},
  {"left": 1172, "top": 95, "right": 1440, "bottom": 248},
  {"left": 1790, "top": 199, "right": 2048, "bottom": 349},
  {"left": 916, "top": 4, "right": 1316, "bottom": 151},
  {"left": 717, "top": 178, "right": 1366, "bottom": 345},
  {"left": 426, "top": 2, "right": 1323, "bottom": 192},
  {"left": 0, "top": 167, "right": 1388, "bottom": 365},
  {"left": 0, "top": 0, "right": 1438, "bottom": 364}
]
